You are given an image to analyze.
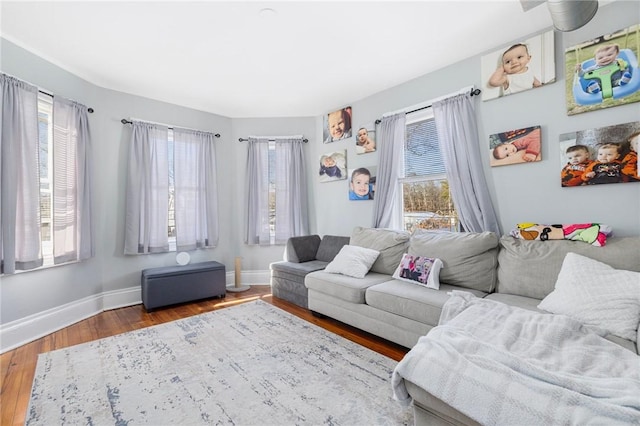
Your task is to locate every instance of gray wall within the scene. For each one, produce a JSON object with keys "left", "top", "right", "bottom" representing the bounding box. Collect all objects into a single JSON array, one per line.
[
  {"left": 1, "top": 1, "right": 639, "bottom": 327},
  {"left": 311, "top": 0, "right": 640, "bottom": 239}
]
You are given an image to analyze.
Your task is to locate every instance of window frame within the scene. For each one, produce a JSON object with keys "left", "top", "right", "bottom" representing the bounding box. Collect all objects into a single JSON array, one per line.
[{"left": 399, "top": 108, "right": 459, "bottom": 233}]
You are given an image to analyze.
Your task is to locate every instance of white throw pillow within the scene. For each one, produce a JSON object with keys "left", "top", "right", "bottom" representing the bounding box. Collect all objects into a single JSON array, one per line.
[
  {"left": 324, "top": 245, "right": 380, "bottom": 279},
  {"left": 538, "top": 252, "right": 640, "bottom": 342},
  {"left": 392, "top": 253, "right": 443, "bottom": 290}
]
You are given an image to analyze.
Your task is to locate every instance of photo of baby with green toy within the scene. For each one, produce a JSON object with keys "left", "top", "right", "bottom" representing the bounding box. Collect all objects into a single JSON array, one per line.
[
  {"left": 566, "top": 23, "right": 640, "bottom": 116},
  {"left": 559, "top": 121, "right": 639, "bottom": 187}
]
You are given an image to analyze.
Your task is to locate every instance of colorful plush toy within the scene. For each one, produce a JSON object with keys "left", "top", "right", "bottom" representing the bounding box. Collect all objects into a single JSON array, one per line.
[{"left": 510, "top": 223, "right": 612, "bottom": 246}]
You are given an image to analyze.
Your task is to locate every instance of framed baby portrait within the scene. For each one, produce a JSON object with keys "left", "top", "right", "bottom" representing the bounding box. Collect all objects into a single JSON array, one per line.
[
  {"left": 355, "top": 125, "right": 376, "bottom": 154},
  {"left": 347, "top": 166, "right": 377, "bottom": 200},
  {"left": 323, "top": 106, "right": 353, "bottom": 143},
  {"left": 565, "top": 24, "right": 640, "bottom": 116},
  {"left": 319, "top": 150, "right": 347, "bottom": 183},
  {"left": 481, "top": 30, "right": 555, "bottom": 101},
  {"left": 559, "top": 121, "right": 639, "bottom": 187},
  {"left": 489, "top": 125, "right": 541, "bottom": 167}
]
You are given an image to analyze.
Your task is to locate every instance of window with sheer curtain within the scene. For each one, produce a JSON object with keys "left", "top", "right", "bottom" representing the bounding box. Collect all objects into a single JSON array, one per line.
[
  {"left": 1, "top": 73, "right": 94, "bottom": 274},
  {"left": 401, "top": 109, "right": 458, "bottom": 233},
  {"left": 124, "top": 122, "right": 219, "bottom": 255},
  {"left": 244, "top": 137, "right": 308, "bottom": 245}
]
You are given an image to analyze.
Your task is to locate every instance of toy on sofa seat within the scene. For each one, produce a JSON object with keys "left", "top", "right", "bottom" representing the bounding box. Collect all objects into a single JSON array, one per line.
[{"left": 573, "top": 47, "right": 640, "bottom": 106}]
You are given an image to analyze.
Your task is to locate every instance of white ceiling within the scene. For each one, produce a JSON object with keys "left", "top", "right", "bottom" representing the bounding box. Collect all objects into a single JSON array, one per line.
[{"left": 1, "top": 1, "right": 575, "bottom": 118}]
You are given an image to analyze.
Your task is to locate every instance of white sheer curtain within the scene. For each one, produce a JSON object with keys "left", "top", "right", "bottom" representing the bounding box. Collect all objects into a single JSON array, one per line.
[
  {"left": 124, "top": 122, "right": 169, "bottom": 254},
  {"left": 173, "top": 128, "right": 219, "bottom": 251},
  {"left": 274, "top": 138, "right": 308, "bottom": 244},
  {"left": 52, "top": 96, "right": 94, "bottom": 264},
  {"left": 245, "top": 138, "right": 271, "bottom": 245},
  {"left": 0, "top": 74, "right": 42, "bottom": 273},
  {"left": 245, "top": 136, "right": 308, "bottom": 245},
  {"left": 373, "top": 113, "right": 406, "bottom": 228},
  {"left": 433, "top": 93, "right": 501, "bottom": 235}
]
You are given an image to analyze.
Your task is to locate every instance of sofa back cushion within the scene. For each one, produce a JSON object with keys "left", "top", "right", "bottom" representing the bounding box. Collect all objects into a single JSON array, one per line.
[
  {"left": 350, "top": 227, "right": 410, "bottom": 275},
  {"left": 285, "top": 235, "right": 321, "bottom": 263},
  {"left": 408, "top": 230, "right": 499, "bottom": 293},
  {"left": 497, "top": 236, "right": 640, "bottom": 299},
  {"left": 316, "top": 235, "right": 351, "bottom": 262}
]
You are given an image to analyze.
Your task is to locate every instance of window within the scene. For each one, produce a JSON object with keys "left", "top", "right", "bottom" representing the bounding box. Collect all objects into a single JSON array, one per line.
[
  {"left": 268, "top": 141, "right": 276, "bottom": 242},
  {"left": 37, "top": 94, "right": 54, "bottom": 267},
  {"left": 400, "top": 109, "right": 458, "bottom": 232}
]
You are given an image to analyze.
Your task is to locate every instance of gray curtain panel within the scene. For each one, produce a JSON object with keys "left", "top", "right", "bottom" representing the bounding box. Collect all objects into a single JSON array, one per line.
[
  {"left": 52, "top": 96, "right": 94, "bottom": 264},
  {"left": 172, "top": 128, "right": 219, "bottom": 251},
  {"left": 124, "top": 122, "right": 170, "bottom": 254},
  {"left": 432, "top": 93, "right": 501, "bottom": 235},
  {"left": 373, "top": 113, "right": 406, "bottom": 229},
  {"left": 274, "top": 138, "right": 309, "bottom": 244},
  {"left": 244, "top": 138, "right": 270, "bottom": 245},
  {"left": 0, "top": 74, "right": 42, "bottom": 274}
]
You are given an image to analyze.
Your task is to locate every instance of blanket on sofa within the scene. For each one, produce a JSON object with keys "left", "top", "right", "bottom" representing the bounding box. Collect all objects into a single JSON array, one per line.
[
  {"left": 392, "top": 291, "right": 640, "bottom": 425},
  {"left": 509, "top": 222, "right": 612, "bottom": 246}
]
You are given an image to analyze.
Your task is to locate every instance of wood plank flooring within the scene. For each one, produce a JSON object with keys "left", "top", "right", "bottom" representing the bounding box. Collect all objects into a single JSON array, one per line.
[{"left": 0, "top": 285, "right": 409, "bottom": 426}]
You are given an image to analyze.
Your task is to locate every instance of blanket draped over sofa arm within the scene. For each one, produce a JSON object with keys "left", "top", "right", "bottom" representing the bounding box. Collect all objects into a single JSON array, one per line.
[{"left": 392, "top": 291, "right": 640, "bottom": 425}]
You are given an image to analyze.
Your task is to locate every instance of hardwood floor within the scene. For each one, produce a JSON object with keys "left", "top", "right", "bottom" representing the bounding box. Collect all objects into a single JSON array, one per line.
[{"left": 0, "top": 285, "right": 409, "bottom": 426}]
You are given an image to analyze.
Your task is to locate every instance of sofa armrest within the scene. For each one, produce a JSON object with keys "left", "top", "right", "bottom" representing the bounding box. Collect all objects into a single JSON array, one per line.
[{"left": 284, "top": 235, "right": 321, "bottom": 263}]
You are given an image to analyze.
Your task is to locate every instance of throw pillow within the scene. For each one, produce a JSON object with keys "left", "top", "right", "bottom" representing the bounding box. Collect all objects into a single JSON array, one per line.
[
  {"left": 392, "top": 253, "right": 443, "bottom": 290},
  {"left": 324, "top": 245, "right": 380, "bottom": 279},
  {"left": 537, "top": 252, "right": 640, "bottom": 342}
]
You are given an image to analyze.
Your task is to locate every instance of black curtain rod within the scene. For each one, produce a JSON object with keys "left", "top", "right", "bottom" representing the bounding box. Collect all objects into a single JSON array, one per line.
[
  {"left": 39, "top": 89, "right": 94, "bottom": 113},
  {"left": 239, "top": 137, "right": 308, "bottom": 143},
  {"left": 121, "top": 119, "right": 220, "bottom": 138},
  {"left": 374, "top": 88, "right": 481, "bottom": 125}
]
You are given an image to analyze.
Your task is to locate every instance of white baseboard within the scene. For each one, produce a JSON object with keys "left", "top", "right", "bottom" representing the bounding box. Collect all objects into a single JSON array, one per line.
[{"left": 0, "top": 270, "right": 271, "bottom": 354}]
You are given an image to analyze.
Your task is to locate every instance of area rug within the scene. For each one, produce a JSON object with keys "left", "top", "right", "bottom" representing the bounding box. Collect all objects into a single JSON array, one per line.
[{"left": 27, "top": 300, "right": 413, "bottom": 425}]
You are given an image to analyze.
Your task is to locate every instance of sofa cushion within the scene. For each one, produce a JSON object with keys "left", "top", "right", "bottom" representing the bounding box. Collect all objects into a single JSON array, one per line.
[
  {"left": 350, "top": 226, "right": 410, "bottom": 275},
  {"left": 497, "top": 236, "right": 640, "bottom": 299},
  {"left": 284, "top": 235, "right": 321, "bottom": 263},
  {"left": 270, "top": 260, "right": 329, "bottom": 278},
  {"left": 365, "top": 282, "right": 487, "bottom": 327},
  {"left": 408, "top": 230, "right": 499, "bottom": 293},
  {"left": 324, "top": 245, "right": 380, "bottom": 278},
  {"left": 316, "top": 235, "right": 351, "bottom": 262},
  {"left": 538, "top": 253, "right": 640, "bottom": 342},
  {"left": 305, "top": 270, "right": 392, "bottom": 304}
]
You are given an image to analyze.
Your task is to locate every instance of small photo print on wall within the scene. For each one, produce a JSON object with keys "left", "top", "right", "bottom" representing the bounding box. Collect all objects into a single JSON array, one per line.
[
  {"left": 323, "top": 106, "right": 353, "bottom": 143},
  {"left": 559, "top": 121, "right": 639, "bottom": 187},
  {"left": 565, "top": 24, "right": 640, "bottom": 116},
  {"left": 355, "top": 126, "right": 376, "bottom": 154},
  {"left": 348, "top": 166, "right": 376, "bottom": 200},
  {"left": 319, "top": 150, "right": 347, "bottom": 183},
  {"left": 481, "top": 30, "right": 555, "bottom": 101},
  {"left": 489, "top": 126, "right": 541, "bottom": 167}
]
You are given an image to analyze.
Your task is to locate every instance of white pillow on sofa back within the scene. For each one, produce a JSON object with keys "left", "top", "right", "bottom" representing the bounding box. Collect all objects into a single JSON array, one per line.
[
  {"left": 537, "top": 252, "right": 640, "bottom": 342},
  {"left": 324, "top": 245, "right": 380, "bottom": 279}
]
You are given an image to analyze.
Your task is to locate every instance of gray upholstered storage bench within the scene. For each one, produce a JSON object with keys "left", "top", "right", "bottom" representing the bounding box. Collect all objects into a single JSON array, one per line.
[
  {"left": 141, "top": 261, "right": 226, "bottom": 310},
  {"left": 270, "top": 234, "right": 349, "bottom": 309}
]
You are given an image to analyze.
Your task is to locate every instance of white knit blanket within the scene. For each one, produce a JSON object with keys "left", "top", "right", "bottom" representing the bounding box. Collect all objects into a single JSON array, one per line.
[{"left": 392, "top": 291, "right": 640, "bottom": 426}]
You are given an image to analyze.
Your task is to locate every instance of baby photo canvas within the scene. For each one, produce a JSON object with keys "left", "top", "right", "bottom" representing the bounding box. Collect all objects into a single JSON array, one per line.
[
  {"left": 489, "top": 125, "right": 541, "bottom": 167},
  {"left": 559, "top": 121, "right": 639, "bottom": 187},
  {"left": 481, "top": 30, "right": 555, "bottom": 101}
]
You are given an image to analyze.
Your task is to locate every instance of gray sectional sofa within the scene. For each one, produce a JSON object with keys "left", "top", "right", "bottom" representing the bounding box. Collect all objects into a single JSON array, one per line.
[{"left": 299, "top": 226, "right": 640, "bottom": 426}]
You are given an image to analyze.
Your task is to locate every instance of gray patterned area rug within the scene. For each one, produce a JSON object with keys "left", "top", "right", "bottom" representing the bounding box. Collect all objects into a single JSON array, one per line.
[{"left": 27, "top": 300, "right": 413, "bottom": 425}]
